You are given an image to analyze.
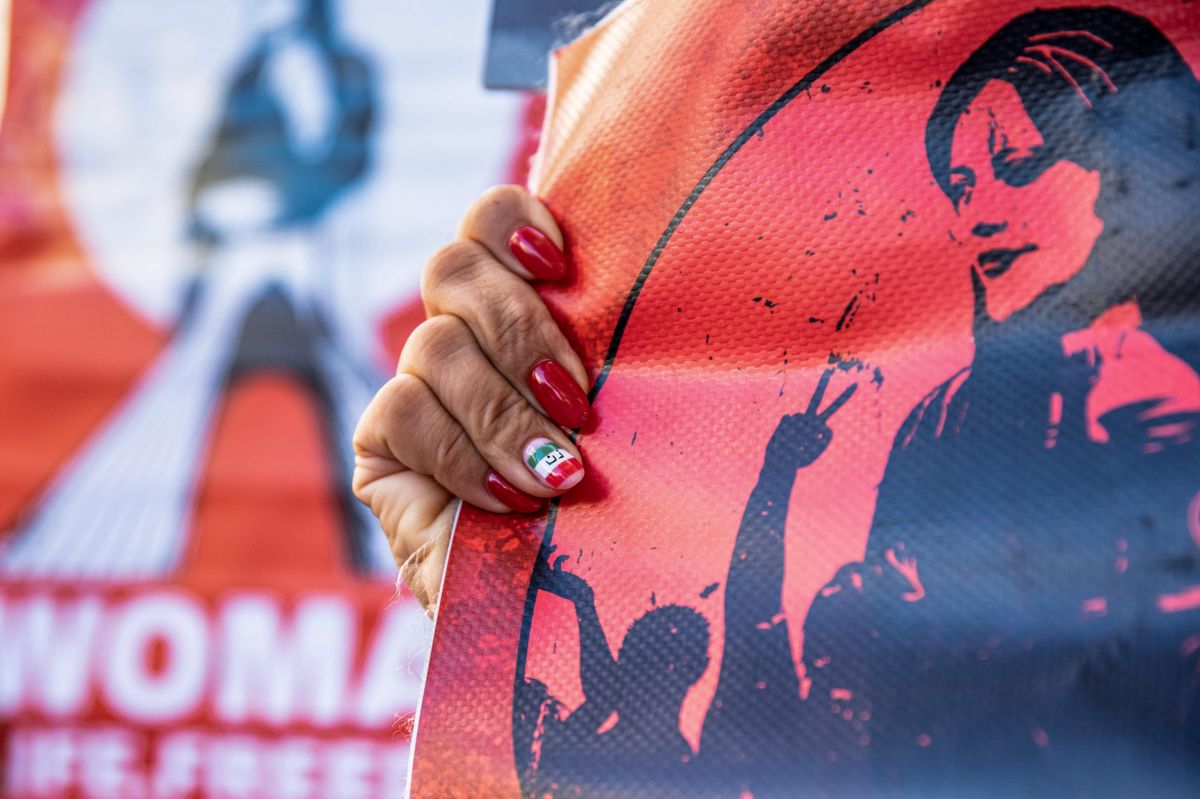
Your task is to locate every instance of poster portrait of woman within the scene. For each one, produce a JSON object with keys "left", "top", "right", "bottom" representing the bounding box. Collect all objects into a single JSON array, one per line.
[
  {"left": 520, "top": 6, "right": 1200, "bottom": 796},
  {"left": 794, "top": 6, "right": 1200, "bottom": 793},
  {"left": 407, "top": 3, "right": 1200, "bottom": 797}
]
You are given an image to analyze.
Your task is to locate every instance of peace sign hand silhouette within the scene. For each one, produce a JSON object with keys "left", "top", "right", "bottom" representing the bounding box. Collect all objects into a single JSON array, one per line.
[
  {"left": 765, "top": 369, "right": 857, "bottom": 472},
  {"left": 534, "top": 549, "right": 594, "bottom": 604}
]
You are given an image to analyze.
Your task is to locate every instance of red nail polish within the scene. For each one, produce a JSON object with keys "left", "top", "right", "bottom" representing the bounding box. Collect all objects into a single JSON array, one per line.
[
  {"left": 484, "top": 470, "right": 543, "bottom": 514},
  {"left": 508, "top": 226, "right": 567, "bottom": 281},
  {"left": 528, "top": 360, "right": 590, "bottom": 429}
]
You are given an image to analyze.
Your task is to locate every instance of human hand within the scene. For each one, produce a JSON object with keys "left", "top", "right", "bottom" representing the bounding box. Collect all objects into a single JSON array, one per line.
[
  {"left": 533, "top": 550, "right": 594, "bottom": 604},
  {"left": 352, "top": 186, "right": 589, "bottom": 614},
  {"left": 764, "top": 369, "right": 856, "bottom": 471}
]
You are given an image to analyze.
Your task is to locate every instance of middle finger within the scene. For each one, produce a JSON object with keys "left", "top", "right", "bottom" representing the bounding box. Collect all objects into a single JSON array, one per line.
[
  {"left": 400, "top": 314, "right": 585, "bottom": 497},
  {"left": 422, "top": 240, "right": 590, "bottom": 430}
]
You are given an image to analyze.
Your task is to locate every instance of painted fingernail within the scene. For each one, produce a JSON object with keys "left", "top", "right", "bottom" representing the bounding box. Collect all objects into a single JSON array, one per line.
[
  {"left": 528, "top": 359, "right": 590, "bottom": 429},
  {"left": 508, "top": 226, "right": 567, "bottom": 281},
  {"left": 484, "top": 470, "right": 543, "bottom": 514},
  {"left": 523, "top": 438, "right": 585, "bottom": 490}
]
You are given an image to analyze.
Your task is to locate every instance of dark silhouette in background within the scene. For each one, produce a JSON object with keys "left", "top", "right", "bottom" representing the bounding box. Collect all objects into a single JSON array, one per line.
[
  {"left": 516, "top": 376, "right": 853, "bottom": 798},
  {"left": 186, "top": 0, "right": 381, "bottom": 572},
  {"left": 1, "top": 0, "right": 388, "bottom": 577},
  {"left": 699, "top": 372, "right": 854, "bottom": 786},
  {"left": 517, "top": 554, "right": 711, "bottom": 797},
  {"left": 188, "top": 0, "right": 372, "bottom": 239},
  {"left": 802, "top": 7, "right": 1200, "bottom": 794},
  {"left": 515, "top": 7, "right": 1200, "bottom": 797}
]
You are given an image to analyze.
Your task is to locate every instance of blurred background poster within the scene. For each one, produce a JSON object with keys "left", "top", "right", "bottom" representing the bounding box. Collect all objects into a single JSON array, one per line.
[{"left": 0, "top": 0, "right": 538, "bottom": 795}]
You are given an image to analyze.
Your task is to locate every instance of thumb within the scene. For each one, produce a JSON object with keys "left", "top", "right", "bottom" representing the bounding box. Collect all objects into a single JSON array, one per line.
[{"left": 353, "top": 463, "right": 456, "bottom": 616}]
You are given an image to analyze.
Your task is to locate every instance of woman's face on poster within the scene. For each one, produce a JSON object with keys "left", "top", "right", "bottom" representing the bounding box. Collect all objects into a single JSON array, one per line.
[{"left": 948, "top": 80, "right": 1104, "bottom": 322}]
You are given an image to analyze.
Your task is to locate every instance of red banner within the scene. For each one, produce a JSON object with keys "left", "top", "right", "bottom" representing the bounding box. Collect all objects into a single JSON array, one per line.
[
  {"left": 0, "top": 2, "right": 530, "bottom": 796},
  {"left": 415, "top": 1, "right": 1200, "bottom": 796}
]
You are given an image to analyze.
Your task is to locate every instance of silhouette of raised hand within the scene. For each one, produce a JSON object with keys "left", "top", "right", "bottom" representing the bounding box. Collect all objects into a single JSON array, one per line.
[
  {"left": 534, "top": 549, "right": 595, "bottom": 604},
  {"left": 764, "top": 369, "right": 856, "bottom": 471}
]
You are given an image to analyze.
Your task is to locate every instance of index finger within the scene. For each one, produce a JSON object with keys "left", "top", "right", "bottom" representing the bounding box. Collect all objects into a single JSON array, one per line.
[
  {"left": 806, "top": 368, "right": 835, "bottom": 415},
  {"left": 817, "top": 383, "right": 858, "bottom": 421},
  {"left": 457, "top": 185, "right": 568, "bottom": 282}
]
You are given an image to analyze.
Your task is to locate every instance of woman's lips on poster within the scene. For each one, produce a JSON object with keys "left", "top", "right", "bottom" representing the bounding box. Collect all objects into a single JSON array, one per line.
[{"left": 977, "top": 243, "right": 1039, "bottom": 279}]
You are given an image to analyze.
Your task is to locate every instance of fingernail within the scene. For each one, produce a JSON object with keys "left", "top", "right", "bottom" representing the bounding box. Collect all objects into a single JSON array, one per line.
[
  {"left": 484, "top": 470, "right": 543, "bottom": 514},
  {"left": 523, "top": 438, "right": 585, "bottom": 490},
  {"left": 508, "top": 226, "right": 567, "bottom": 281},
  {"left": 528, "top": 359, "right": 590, "bottom": 429}
]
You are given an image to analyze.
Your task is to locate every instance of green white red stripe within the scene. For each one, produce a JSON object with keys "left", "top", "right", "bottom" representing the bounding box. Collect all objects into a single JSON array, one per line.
[{"left": 522, "top": 437, "right": 584, "bottom": 489}]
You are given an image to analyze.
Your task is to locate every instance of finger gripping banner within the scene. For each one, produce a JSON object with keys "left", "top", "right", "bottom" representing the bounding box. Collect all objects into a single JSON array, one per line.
[{"left": 412, "top": 1, "right": 1200, "bottom": 796}]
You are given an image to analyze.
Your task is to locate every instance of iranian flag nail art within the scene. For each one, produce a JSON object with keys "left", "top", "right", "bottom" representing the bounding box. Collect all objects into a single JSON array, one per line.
[{"left": 523, "top": 438, "right": 585, "bottom": 490}]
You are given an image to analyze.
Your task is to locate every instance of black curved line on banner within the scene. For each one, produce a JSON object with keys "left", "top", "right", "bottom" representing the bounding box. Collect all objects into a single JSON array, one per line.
[
  {"left": 588, "top": 0, "right": 934, "bottom": 401},
  {"left": 512, "top": 0, "right": 932, "bottom": 762}
]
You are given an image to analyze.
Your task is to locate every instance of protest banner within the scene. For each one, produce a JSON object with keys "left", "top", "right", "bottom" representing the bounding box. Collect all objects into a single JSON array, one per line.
[
  {"left": 413, "top": 2, "right": 1200, "bottom": 795},
  {"left": 0, "top": 2, "right": 528, "bottom": 795}
]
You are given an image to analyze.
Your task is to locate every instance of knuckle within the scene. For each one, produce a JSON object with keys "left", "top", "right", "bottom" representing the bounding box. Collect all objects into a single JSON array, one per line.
[
  {"left": 353, "top": 376, "right": 432, "bottom": 474},
  {"left": 471, "top": 184, "right": 526, "bottom": 220},
  {"left": 350, "top": 399, "right": 380, "bottom": 458},
  {"left": 422, "top": 239, "right": 487, "bottom": 296},
  {"left": 350, "top": 414, "right": 377, "bottom": 461},
  {"left": 431, "top": 425, "right": 476, "bottom": 487},
  {"left": 488, "top": 292, "right": 553, "bottom": 354},
  {"left": 376, "top": 374, "right": 425, "bottom": 427},
  {"left": 403, "top": 315, "right": 471, "bottom": 370},
  {"left": 475, "top": 388, "right": 530, "bottom": 437},
  {"left": 353, "top": 377, "right": 408, "bottom": 456}
]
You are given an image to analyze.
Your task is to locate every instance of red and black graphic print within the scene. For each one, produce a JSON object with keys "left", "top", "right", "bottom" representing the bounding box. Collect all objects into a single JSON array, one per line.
[{"left": 413, "top": 2, "right": 1200, "bottom": 796}]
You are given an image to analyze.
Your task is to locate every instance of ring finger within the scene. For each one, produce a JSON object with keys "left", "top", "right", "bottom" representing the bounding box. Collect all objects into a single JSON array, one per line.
[{"left": 400, "top": 315, "right": 585, "bottom": 498}]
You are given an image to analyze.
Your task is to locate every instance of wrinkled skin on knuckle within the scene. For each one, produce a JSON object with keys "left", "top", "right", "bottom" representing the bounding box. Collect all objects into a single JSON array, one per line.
[
  {"left": 404, "top": 315, "right": 472, "bottom": 373},
  {"left": 431, "top": 424, "right": 475, "bottom": 489},
  {"left": 350, "top": 378, "right": 412, "bottom": 500},
  {"left": 358, "top": 375, "right": 418, "bottom": 462},
  {"left": 475, "top": 387, "right": 529, "bottom": 437},
  {"left": 487, "top": 291, "right": 551, "bottom": 360},
  {"left": 421, "top": 240, "right": 486, "bottom": 302},
  {"left": 373, "top": 374, "right": 419, "bottom": 436}
]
